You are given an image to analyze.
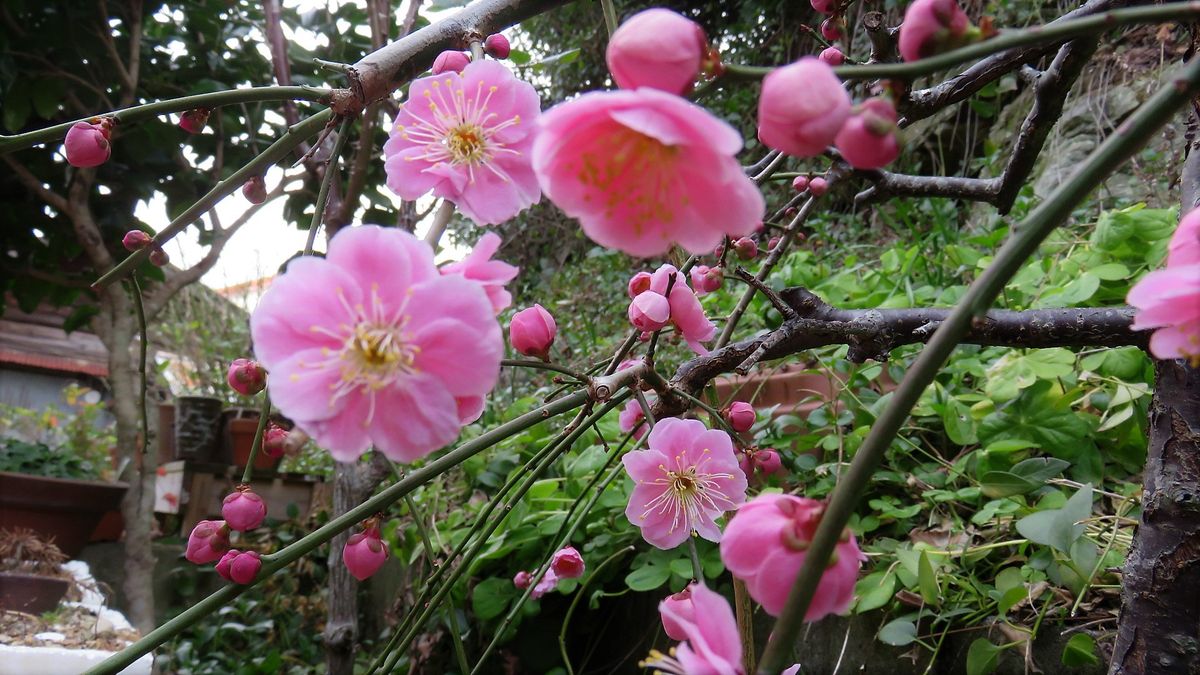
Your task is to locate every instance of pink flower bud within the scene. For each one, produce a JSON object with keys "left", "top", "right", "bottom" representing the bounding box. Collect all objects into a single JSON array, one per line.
[
  {"left": 617, "top": 357, "right": 644, "bottom": 372},
  {"left": 242, "top": 176, "right": 267, "bottom": 204},
  {"left": 122, "top": 230, "right": 152, "bottom": 251},
  {"left": 721, "top": 495, "right": 864, "bottom": 619},
  {"left": 432, "top": 50, "right": 471, "bottom": 75},
  {"left": 550, "top": 546, "right": 585, "bottom": 579},
  {"left": 221, "top": 486, "right": 267, "bottom": 532},
  {"left": 215, "top": 549, "right": 261, "bottom": 585},
  {"left": 713, "top": 243, "right": 725, "bottom": 258},
  {"left": 819, "top": 46, "right": 845, "bottom": 66},
  {"left": 628, "top": 291, "right": 671, "bottom": 332},
  {"left": 179, "top": 108, "right": 210, "bottom": 134},
  {"left": 835, "top": 97, "right": 901, "bottom": 170},
  {"left": 768, "top": 236, "right": 781, "bottom": 251},
  {"left": 185, "top": 520, "right": 230, "bottom": 564},
  {"left": 792, "top": 175, "right": 810, "bottom": 193},
  {"left": 531, "top": 569, "right": 558, "bottom": 599},
  {"left": 758, "top": 58, "right": 851, "bottom": 158},
  {"left": 755, "top": 449, "right": 784, "bottom": 476},
  {"left": 733, "top": 237, "right": 758, "bottom": 261},
  {"left": 606, "top": 8, "right": 708, "bottom": 95},
  {"left": 513, "top": 570, "right": 533, "bottom": 589},
  {"left": 725, "top": 401, "right": 756, "bottom": 432},
  {"left": 808, "top": 176, "right": 829, "bottom": 196},
  {"left": 484, "top": 33, "right": 511, "bottom": 59},
  {"left": 628, "top": 271, "right": 653, "bottom": 298},
  {"left": 148, "top": 247, "right": 169, "bottom": 267},
  {"left": 899, "top": 0, "right": 973, "bottom": 62},
  {"left": 810, "top": 0, "right": 838, "bottom": 14},
  {"left": 227, "top": 358, "right": 267, "bottom": 396},
  {"left": 262, "top": 423, "right": 288, "bottom": 459},
  {"left": 660, "top": 587, "right": 695, "bottom": 640},
  {"left": 509, "top": 304, "right": 557, "bottom": 361},
  {"left": 64, "top": 121, "right": 111, "bottom": 168},
  {"left": 343, "top": 526, "right": 389, "bottom": 581},
  {"left": 820, "top": 18, "right": 843, "bottom": 42},
  {"left": 690, "top": 265, "right": 723, "bottom": 295},
  {"left": 619, "top": 399, "right": 649, "bottom": 439}
]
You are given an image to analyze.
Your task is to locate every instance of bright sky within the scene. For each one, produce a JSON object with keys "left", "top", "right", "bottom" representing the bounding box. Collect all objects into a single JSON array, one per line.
[{"left": 136, "top": 0, "right": 454, "bottom": 308}]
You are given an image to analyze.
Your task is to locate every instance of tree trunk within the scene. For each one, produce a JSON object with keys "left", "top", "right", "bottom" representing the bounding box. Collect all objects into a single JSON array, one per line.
[{"left": 1109, "top": 360, "right": 1200, "bottom": 674}]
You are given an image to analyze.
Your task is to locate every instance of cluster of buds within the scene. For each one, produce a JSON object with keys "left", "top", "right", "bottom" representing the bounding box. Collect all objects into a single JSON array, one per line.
[
  {"left": 512, "top": 546, "right": 586, "bottom": 600},
  {"left": 120, "top": 229, "right": 169, "bottom": 266},
  {"left": 431, "top": 33, "right": 512, "bottom": 76}
]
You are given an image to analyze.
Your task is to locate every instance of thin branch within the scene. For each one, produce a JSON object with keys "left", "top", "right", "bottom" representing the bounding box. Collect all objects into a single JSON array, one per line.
[{"left": 3, "top": 155, "right": 69, "bottom": 212}]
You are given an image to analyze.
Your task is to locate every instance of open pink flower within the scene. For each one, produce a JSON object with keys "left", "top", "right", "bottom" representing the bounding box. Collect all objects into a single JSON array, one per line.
[
  {"left": 606, "top": 8, "right": 708, "bottom": 95},
  {"left": 250, "top": 225, "right": 502, "bottom": 462},
  {"left": 440, "top": 232, "right": 518, "bottom": 314},
  {"left": 642, "top": 583, "right": 744, "bottom": 675},
  {"left": 1128, "top": 265, "right": 1200, "bottom": 362},
  {"left": 531, "top": 569, "right": 558, "bottom": 599},
  {"left": 758, "top": 58, "right": 851, "bottom": 158},
  {"left": 384, "top": 60, "right": 541, "bottom": 225},
  {"left": 623, "top": 417, "right": 746, "bottom": 549},
  {"left": 550, "top": 546, "right": 585, "bottom": 579},
  {"left": 899, "top": 0, "right": 973, "bottom": 62},
  {"left": 1169, "top": 208, "right": 1200, "bottom": 267},
  {"left": 533, "top": 88, "right": 763, "bottom": 257},
  {"left": 649, "top": 264, "right": 716, "bottom": 355},
  {"left": 720, "top": 494, "right": 864, "bottom": 619}
]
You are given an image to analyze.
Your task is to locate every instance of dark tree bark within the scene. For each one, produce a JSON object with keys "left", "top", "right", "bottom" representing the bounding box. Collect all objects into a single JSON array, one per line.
[{"left": 1109, "top": 361, "right": 1200, "bottom": 674}]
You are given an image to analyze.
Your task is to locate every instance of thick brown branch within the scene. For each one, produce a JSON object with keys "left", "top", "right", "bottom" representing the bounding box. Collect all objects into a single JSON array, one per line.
[
  {"left": 3, "top": 155, "right": 69, "bottom": 212},
  {"left": 855, "top": 172, "right": 1001, "bottom": 206},
  {"left": 664, "top": 287, "right": 1144, "bottom": 415}
]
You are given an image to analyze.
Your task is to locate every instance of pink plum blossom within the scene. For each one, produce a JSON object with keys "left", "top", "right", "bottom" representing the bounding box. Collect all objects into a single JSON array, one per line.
[
  {"left": 249, "top": 225, "right": 502, "bottom": 462},
  {"left": 215, "top": 550, "right": 261, "bottom": 585},
  {"left": 533, "top": 88, "right": 764, "bottom": 258},
  {"left": 148, "top": 247, "right": 169, "bottom": 267},
  {"left": 242, "top": 176, "right": 267, "bottom": 204},
  {"left": 550, "top": 546, "right": 585, "bottom": 579},
  {"left": 739, "top": 449, "right": 785, "bottom": 483},
  {"left": 820, "top": 18, "right": 843, "bottom": 41},
  {"left": 628, "top": 271, "right": 653, "bottom": 298},
  {"left": 606, "top": 8, "right": 708, "bottom": 95},
  {"left": 432, "top": 50, "right": 470, "bottom": 75},
  {"left": 1128, "top": 265, "right": 1200, "bottom": 363},
  {"left": 808, "top": 176, "right": 829, "bottom": 196},
  {"left": 819, "top": 46, "right": 846, "bottom": 66},
  {"left": 724, "top": 401, "right": 756, "bottom": 432},
  {"left": 835, "top": 97, "right": 902, "bottom": 170},
  {"left": 783, "top": 667, "right": 801, "bottom": 675},
  {"left": 642, "top": 582, "right": 744, "bottom": 675},
  {"left": 179, "top": 109, "right": 210, "bottom": 134},
  {"left": 440, "top": 232, "right": 518, "bottom": 314},
  {"left": 899, "top": 0, "right": 973, "bottom": 62},
  {"left": 690, "top": 265, "right": 723, "bottom": 295},
  {"left": 226, "top": 358, "right": 266, "bottom": 396},
  {"left": 1169, "top": 208, "right": 1200, "bottom": 266},
  {"left": 484, "top": 34, "right": 511, "bottom": 60},
  {"left": 384, "top": 60, "right": 541, "bottom": 226},
  {"left": 648, "top": 264, "right": 717, "bottom": 355},
  {"left": 64, "top": 120, "right": 111, "bottom": 168},
  {"left": 509, "top": 304, "right": 557, "bottom": 361},
  {"left": 733, "top": 237, "right": 758, "bottom": 261},
  {"left": 122, "top": 230, "right": 151, "bottom": 251},
  {"left": 619, "top": 399, "right": 649, "bottom": 439},
  {"left": 792, "top": 175, "right": 810, "bottom": 192},
  {"left": 185, "top": 520, "right": 230, "bottom": 564},
  {"left": 629, "top": 292, "right": 671, "bottom": 332},
  {"left": 513, "top": 570, "right": 533, "bottom": 589},
  {"left": 811, "top": 0, "right": 838, "bottom": 14},
  {"left": 720, "top": 494, "right": 864, "bottom": 619},
  {"left": 344, "top": 526, "right": 389, "bottom": 581},
  {"left": 221, "top": 487, "right": 267, "bottom": 532},
  {"left": 531, "top": 569, "right": 558, "bottom": 599},
  {"left": 262, "top": 423, "right": 288, "bottom": 459},
  {"left": 758, "top": 58, "right": 851, "bottom": 158},
  {"left": 622, "top": 417, "right": 746, "bottom": 549}
]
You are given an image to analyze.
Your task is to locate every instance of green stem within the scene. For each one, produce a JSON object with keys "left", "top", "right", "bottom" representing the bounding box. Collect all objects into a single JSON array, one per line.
[
  {"left": 686, "top": 538, "right": 704, "bottom": 581},
  {"left": 93, "top": 109, "right": 334, "bottom": 289},
  {"left": 501, "top": 358, "right": 589, "bottom": 382},
  {"left": 600, "top": 0, "right": 618, "bottom": 37},
  {"left": 558, "top": 546, "right": 635, "bottom": 675},
  {"left": 377, "top": 397, "right": 627, "bottom": 674},
  {"left": 86, "top": 389, "right": 592, "bottom": 675},
  {"left": 755, "top": 54, "right": 1200, "bottom": 675},
  {"left": 128, "top": 278, "right": 150, "bottom": 475},
  {"left": 303, "top": 116, "right": 351, "bottom": 256},
  {"left": 0, "top": 86, "right": 331, "bottom": 155},
  {"left": 239, "top": 394, "right": 273, "bottom": 484},
  {"left": 405, "top": 494, "right": 471, "bottom": 675},
  {"left": 722, "top": 2, "right": 1200, "bottom": 83}
]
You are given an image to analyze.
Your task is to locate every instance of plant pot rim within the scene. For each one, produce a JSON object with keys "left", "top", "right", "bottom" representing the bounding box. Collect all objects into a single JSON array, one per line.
[
  {"left": 0, "top": 471, "right": 128, "bottom": 490},
  {"left": 176, "top": 394, "right": 223, "bottom": 402}
]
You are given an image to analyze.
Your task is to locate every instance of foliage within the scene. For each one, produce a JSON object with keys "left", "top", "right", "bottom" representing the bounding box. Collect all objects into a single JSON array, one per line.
[{"left": 0, "top": 384, "right": 116, "bottom": 480}]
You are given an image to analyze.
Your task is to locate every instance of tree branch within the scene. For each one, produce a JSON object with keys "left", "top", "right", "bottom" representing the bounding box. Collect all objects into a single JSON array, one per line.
[
  {"left": 2, "top": 155, "right": 69, "bottom": 212},
  {"left": 665, "top": 287, "right": 1145, "bottom": 415}
]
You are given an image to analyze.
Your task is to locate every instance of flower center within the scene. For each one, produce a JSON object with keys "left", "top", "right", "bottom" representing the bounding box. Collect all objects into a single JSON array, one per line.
[
  {"left": 639, "top": 450, "right": 735, "bottom": 536},
  {"left": 445, "top": 123, "right": 486, "bottom": 163},
  {"left": 343, "top": 321, "right": 419, "bottom": 389}
]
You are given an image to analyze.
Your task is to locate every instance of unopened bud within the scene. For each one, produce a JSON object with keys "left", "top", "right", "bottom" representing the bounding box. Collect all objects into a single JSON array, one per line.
[{"left": 122, "top": 230, "right": 152, "bottom": 251}]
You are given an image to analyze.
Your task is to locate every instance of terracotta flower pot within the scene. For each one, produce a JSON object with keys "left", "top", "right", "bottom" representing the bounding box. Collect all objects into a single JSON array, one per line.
[
  {"left": 0, "top": 572, "right": 68, "bottom": 613},
  {"left": 0, "top": 472, "right": 128, "bottom": 558},
  {"left": 223, "top": 412, "right": 280, "bottom": 472}
]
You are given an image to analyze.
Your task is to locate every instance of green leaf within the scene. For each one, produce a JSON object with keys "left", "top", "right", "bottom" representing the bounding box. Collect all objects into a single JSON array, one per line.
[
  {"left": 854, "top": 571, "right": 895, "bottom": 612},
  {"left": 966, "top": 638, "right": 1003, "bottom": 675},
  {"left": 878, "top": 619, "right": 918, "bottom": 646},
  {"left": 62, "top": 304, "right": 100, "bottom": 334},
  {"left": 1016, "top": 484, "right": 1093, "bottom": 553},
  {"left": 507, "top": 49, "right": 531, "bottom": 65},
  {"left": 625, "top": 563, "right": 671, "bottom": 592},
  {"left": 531, "top": 48, "right": 581, "bottom": 69},
  {"left": 980, "top": 457, "right": 1071, "bottom": 498},
  {"left": 471, "top": 577, "right": 516, "bottom": 620},
  {"left": 918, "top": 551, "right": 939, "bottom": 605},
  {"left": 942, "top": 398, "right": 978, "bottom": 445},
  {"left": 1061, "top": 633, "right": 1099, "bottom": 666}
]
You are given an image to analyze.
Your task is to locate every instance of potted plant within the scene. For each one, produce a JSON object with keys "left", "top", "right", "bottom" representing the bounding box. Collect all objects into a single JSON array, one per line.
[
  {"left": 0, "top": 386, "right": 128, "bottom": 558},
  {"left": 0, "top": 528, "right": 69, "bottom": 614}
]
